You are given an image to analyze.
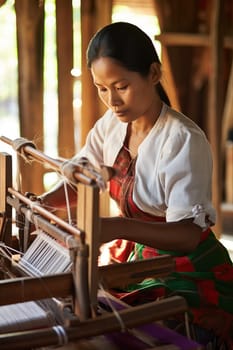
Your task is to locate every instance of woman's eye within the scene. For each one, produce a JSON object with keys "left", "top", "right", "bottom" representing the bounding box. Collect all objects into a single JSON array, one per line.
[
  {"left": 98, "top": 87, "right": 107, "bottom": 92},
  {"left": 117, "top": 86, "right": 127, "bottom": 91}
]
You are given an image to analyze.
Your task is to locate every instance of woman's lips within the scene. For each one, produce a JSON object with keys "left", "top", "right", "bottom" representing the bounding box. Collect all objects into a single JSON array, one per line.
[{"left": 114, "top": 110, "right": 127, "bottom": 116}]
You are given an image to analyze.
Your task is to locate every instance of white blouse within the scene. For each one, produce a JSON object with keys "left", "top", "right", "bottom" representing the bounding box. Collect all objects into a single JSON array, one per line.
[{"left": 73, "top": 103, "right": 216, "bottom": 228}]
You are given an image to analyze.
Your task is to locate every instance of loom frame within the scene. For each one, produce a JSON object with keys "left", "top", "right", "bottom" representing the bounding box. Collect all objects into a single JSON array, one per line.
[{"left": 0, "top": 137, "right": 203, "bottom": 350}]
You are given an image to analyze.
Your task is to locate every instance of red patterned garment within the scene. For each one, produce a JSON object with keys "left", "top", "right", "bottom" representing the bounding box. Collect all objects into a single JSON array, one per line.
[{"left": 108, "top": 145, "right": 233, "bottom": 349}]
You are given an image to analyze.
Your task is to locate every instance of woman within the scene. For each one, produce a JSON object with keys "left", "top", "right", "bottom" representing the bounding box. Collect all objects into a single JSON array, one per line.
[{"left": 40, "top": 22, "right": 233, "bottom": 348}]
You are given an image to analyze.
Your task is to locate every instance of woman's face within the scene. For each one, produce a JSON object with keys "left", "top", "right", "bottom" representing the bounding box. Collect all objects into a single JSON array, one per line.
[{"left": 91, "top": 57, "right": 159, "bottom": 123}]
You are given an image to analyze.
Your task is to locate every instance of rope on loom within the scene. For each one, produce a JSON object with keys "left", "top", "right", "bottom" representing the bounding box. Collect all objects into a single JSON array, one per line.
[
  {"left": 99, "top": 281, "right": 193, "bottom": 345},
  {"left": 63, "top": 180, "right": 72, "bottom": 225},
  {"left": 12, "top": 137, "right": 37, "bottom": 163},
  {"left": 184, "top": 311, "right": 191, "bottom": 339},
  {"left": 53, "top": 325, "right": 69, "bottom": 346},
  {"left": 99, "top": 283, "right": 126, "bottom": 333},
  {"left": 0, "top": 242, "right": 22, "bottom": 261},
  {"left": 0, "top": 243, "right": 19, "bottom": 277},
  {"left": 10, "top": 137, "right": 75, "bottom": 219},
  {"left": 25, "top": 161, "right": 79, "bottom": 219},
  {"left": 98, "top": 284, "right": 162, "bottom": 347},
  {"left": 60, "top": 157, "right": 107, "bottom": 191}
]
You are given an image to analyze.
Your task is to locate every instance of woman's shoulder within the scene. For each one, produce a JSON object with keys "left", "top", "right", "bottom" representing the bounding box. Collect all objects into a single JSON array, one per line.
[
  {"left": 161, "top": 105, "right": 206, "bottom": 138},
  {"left": 149, "top": 104, "right": 212, "bottom": 158},
  {"left": 154, "top": 106, "right": 212, "bottom": 161}
]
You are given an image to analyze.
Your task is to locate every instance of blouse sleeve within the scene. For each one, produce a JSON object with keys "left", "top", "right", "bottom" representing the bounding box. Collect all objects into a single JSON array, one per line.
[{"left": 159, "top": 128, "right": 216, "bottom": 228}]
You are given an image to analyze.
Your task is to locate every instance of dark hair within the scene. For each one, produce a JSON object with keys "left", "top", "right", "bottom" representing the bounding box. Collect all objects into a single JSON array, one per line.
[{"left": 87, "top": 22, "right": 170, "bottom": 106}]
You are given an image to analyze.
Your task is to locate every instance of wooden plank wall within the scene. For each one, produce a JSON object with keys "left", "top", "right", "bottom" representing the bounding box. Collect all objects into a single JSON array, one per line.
[
  {"left": 154, "top": 0, "right": 233, "bottom": 236},
  {"left": 14, "top": 0, "right": 74, "bottom": 194}
]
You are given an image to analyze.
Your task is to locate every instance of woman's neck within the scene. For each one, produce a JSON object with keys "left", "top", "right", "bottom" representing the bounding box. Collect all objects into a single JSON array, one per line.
[
  {"left": 126, "top": 100, "right": 163, "bottom": 158},
  {"left": 131, "top": 100, "right": 163, "bottom": 136}
]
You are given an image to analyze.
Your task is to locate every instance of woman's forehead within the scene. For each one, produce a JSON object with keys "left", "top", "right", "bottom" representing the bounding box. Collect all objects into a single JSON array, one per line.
[{"left": 91, "top": 57, "right": 134, "bottom": 85}]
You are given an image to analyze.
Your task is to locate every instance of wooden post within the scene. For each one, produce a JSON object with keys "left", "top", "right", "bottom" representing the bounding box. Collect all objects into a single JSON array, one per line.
[
  {"left": 80, "top": 0, "right": 112, "bottom": 146},
  {"left": 207, "top": 0, "right": 224, "bottom": 237},
  {"left": 77, "top": 182, "right": 100, "bottom": 318},
  {"left": 225, "top": 142, "right": 233, "bottom": 203},
  {"left": 15, "top": 0, "right": 45, "bottom": 194},
  {"left": 56, "top": 0, "right": 75, "bottom": 158},
  {"left": 221, "top": 59, "right": 233, "bottom": 150},
  {"left": 0, "top": 153, "right": 12, "bottom": 247}
]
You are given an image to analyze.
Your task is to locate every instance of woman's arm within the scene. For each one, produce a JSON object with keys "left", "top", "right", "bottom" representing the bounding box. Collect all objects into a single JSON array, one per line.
[
  {"left": 39, "top": 181, "right": 77, "bottom": 210},
  {"left": 100, "top": 216, "right": 202, "bottom": 253}
]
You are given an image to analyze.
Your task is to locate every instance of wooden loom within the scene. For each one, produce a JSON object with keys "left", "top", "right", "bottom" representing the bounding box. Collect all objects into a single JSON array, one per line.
[{"left": 0, "top": 136, "right": 203, "bottom": 350}]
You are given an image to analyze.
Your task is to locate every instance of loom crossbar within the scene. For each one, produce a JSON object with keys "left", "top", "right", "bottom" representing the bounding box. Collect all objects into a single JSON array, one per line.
[
  {"left": 0, "top": 136, "right": 114, "bottom": 186},
  {"left": 0, "top": 296, "right": 203, "bottom": 350},
  {"left": 99, "top": 255, "right": 175, "bottom": 289},
  {"left": 0, "top": 274, "right": 73, "bottom": 306}
]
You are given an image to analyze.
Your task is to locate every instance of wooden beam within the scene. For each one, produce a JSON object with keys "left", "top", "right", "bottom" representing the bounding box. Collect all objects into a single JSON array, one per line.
[
  {"left": 76, "top": 183, "right": 100, "bottom": 318},
  {"left": 80, "top": 0, "right": 112, "bottom": 146},
  {"left": 0, "top": 273, "right": 73, "bottom": 306},
  {"left": 15, "top": 0, "right": 45, "bottom": 194},
  {"left": 155, "top": 33, "right": 233, "bottom": 49},
  {"left": 207, "top": 0, "right": 224, "bottom": 237},
  {"left": 222, "top": 59, "right": 233, "bottom": 147},
  {"left": 156, "top": 33, "right": 210, "bottom": 46},
  {"left": 80, "top": 0, "right": 100, "bottom": 146},
  {"left": 56, "top": 0, "right": 75, "bottom": 158}
]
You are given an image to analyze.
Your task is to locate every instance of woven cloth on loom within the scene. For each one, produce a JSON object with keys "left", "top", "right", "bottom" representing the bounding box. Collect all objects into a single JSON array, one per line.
[{"left": 0, "top": 301, "right": 54, "bottom": 334}]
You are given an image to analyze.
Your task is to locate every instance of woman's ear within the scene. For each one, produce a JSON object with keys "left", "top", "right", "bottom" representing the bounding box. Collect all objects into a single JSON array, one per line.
[{"left": 150, "top": 62, "right": 162, "bottom": 84}]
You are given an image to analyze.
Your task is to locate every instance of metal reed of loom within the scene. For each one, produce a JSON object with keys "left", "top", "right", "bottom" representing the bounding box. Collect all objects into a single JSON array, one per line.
[{"left": 0, "top": 136, "right": 203, "bottom": 350}]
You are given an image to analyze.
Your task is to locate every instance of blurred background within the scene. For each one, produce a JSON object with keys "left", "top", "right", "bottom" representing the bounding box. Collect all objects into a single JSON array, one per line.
[{"left": 0, "top": 0, "right": 232, "bottom": 247}]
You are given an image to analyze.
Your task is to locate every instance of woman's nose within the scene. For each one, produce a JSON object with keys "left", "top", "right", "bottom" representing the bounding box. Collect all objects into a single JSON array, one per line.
[{"left": 108, "top": 90, "right": 121, "bottom": 107}]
